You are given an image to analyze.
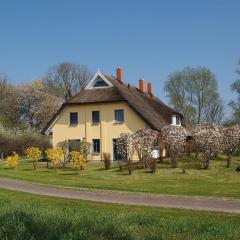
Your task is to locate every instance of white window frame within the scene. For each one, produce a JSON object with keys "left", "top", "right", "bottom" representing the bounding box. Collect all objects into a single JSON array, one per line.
[{"left": 171, "top": 115, "right": 181, "bottom": 126}]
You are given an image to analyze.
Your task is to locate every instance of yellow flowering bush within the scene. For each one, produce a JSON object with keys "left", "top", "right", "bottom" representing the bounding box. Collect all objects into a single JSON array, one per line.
[
  {"left": 45, "top": 148, "right": 64, "bottom": 169},
  {"left": 69, "top": 151, "right": 86, "bottom": 171},
  {"left": 25, "top": 147, "right": 42, "bottom": 170},
  {"left": 4, "top": 152, "right": 19, "bottom": 169}
]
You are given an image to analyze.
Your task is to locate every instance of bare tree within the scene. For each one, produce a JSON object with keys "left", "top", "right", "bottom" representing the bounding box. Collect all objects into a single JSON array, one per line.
[
  {"left": 204, "top": 93, "right": 224, "bottom": 124},
  {"left": 164, "top": 67, "right": 224, "bottom": 125},
  {"left": 44, "top": 62, "right": 93, "bottom": 100}
]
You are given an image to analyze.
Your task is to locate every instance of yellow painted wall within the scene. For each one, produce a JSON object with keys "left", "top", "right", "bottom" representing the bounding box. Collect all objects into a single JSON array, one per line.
[{"left": 51, "top": 102, "right": 146, "bottom": 160}]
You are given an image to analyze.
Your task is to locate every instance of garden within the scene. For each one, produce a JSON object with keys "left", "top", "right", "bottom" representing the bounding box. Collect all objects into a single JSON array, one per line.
[{"left": 0, "top": 124, "right": 240, "bottom": 199}]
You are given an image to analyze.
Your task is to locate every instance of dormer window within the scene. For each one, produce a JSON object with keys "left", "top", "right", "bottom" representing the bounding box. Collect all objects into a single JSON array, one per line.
[
  {"left": 85, "top": 71, "right": 113, "bottom": 89},
  {"left": 93, "top": 78, "right": 109, "bottom": 87},
  {"left": 172, "top": 115, "right": 181, "bottom": 126}
]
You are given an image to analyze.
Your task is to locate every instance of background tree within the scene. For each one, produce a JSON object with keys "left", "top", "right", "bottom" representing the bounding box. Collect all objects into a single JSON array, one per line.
[
  {"left": 191, "top": 124, "right": 223, "bottom": 169},
  {"left": 43, "top": 62, "right": 93, "bottom": 100},
  {"left": 164, "top": 67, "right": 224, "bottom": 125},
  {"left": 161, "top": 125, "right": 187, "bottom": 168},
  {"left": 0, "top": 74, "right": 21, "bottom": 129},
  {"left": 229, "top": 60, "right": 240, "bottom": 123},
  {"left": 17, "top": 80, "right": 62, "bottom": 131}
]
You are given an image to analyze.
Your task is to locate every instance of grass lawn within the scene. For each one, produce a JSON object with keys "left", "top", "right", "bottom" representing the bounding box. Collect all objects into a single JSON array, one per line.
[
  {"left": 0, "top": 188, "right": 239, "bottom": 240},
  {"left": 0, "top": 155, "right": 240, "bottom": 199}
]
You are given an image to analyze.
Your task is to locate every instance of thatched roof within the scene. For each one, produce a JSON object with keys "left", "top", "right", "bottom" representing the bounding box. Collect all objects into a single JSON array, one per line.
[{"left": 42, "top": 73, "right": 183, "bottom": 134}]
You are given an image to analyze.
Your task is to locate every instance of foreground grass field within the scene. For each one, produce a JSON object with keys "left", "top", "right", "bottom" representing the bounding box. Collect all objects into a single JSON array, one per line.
[
  {"left": 0, "top": 188, "right": 240, "bottom": 240},
  {"left": 0, "top": 155, "right": 240, "bottom": 198}
]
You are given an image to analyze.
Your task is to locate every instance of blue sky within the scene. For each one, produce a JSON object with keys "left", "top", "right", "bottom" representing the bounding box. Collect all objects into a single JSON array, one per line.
[{"left": 0, "top": 0, "right": 239, "bottom": 116}]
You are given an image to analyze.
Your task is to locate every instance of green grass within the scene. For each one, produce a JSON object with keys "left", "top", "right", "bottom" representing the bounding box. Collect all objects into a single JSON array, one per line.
[
  {"left": 0, "top": 188, "right": 240, "bottom": 240},
  {"left": 0, "top": 155, "right": 240, "bottom": 198}
]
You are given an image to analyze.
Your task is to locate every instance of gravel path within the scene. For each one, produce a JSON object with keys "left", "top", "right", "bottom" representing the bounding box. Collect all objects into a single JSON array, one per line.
[{"left": 0, "top": 177, "right": 239, "bottom": 213}]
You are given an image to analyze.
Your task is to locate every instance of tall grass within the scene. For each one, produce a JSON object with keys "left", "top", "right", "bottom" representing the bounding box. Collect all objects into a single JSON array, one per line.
[{"left": 0, "top": 189, "right": 239, "bottom": 240}]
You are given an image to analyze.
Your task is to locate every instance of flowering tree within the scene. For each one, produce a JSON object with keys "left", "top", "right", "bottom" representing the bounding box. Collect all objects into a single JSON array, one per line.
[
  {"left": 161, "top": 125, "right": 187, "bottom": 168},
  {"left": 79, "top": 138, "right": 91, "bottom": 161},
  {"left": 192, "top": 124, "right": 223, "bottom": 169},
  {"left": 25, "top": 147, "right": 42, "bottom": 170},
  {"left": 69, "top": 151, "right": 86, "bottom": 172},
  {"left": 116, "top": 133, "right": 135, "bottom": 174},
  {"left": 4, "top": 152, "right": 19, "bottom": 169},
  {"left": 222, "top": 124, "right": 240, "bottom": 168},
  {"left": 45, "top": 148, "right": 64, "bottom": 169},
  {"left": 133, "top": 128, "right": 158, "bottom": 167}
]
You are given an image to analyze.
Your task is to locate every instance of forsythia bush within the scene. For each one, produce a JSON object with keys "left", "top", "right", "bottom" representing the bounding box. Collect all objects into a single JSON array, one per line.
[
  {"left": 69, "top": 151, "right": 86, "bottom": 171},
  {"left": 45, "top": 148, "right": 64, "bottom": 169},
  {"left": 25, "top": 147, "right": 42, "bottom": 170},
  {"left": 4, "top": 152, "right": 19, "bottom": 169}
]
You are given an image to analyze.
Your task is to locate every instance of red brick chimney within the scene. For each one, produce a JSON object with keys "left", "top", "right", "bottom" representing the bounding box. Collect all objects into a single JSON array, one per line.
[
  {"left": 116, "top": 67, "right": 123, "bottom": 81},
  {"left": 147, "top": 82, "right": 153, "bottom": 95},
  {"left": 139, "top": 79, "right": 146, "bottom": 93}
]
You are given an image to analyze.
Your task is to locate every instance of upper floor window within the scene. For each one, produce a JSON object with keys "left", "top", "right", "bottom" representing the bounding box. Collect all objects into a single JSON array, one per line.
[
  {"left": 70, "top": 112, "right": 78, "bottom": 125},
  {"left": 93, "top": 76, "right": 109, "bottom": 88},
  {"left": 115, "top": 109, "right": 124, "bottom": 123},
  {"left": 92, "top": 111, "right": 100, "bottom": 124},
  {"left": 92, "top": 139, "right": 100, "bottom": 154},
  {"left": 172, "top": 115, "right": 181, "bottom": 126},
  {"left": 93, "top": 80, "right": 109, "bottom": 87}
]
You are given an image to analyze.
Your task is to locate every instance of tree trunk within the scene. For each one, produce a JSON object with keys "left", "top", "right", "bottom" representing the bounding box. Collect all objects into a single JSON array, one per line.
[
  {"left": 171, "top": 155, "right": 177, "bottom": 168},
  {"left": 151, "top": 158, "right": 156, "bottom": 173},
  {"left": 227, "top": 154, "right": 232, "bottom": 168},
  {"left": 202, "top": 154, "right": 209, "bottom": 169},
  {"left": 128, "top": 158, "right": 132, "bottom": 175}
]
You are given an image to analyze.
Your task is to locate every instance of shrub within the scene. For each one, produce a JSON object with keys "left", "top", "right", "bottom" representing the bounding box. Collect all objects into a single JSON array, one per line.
[
  {"left": 103, "top": 152, "right": 111, "bottom": 170},
  {"left": 222, "top": 125, "right": 240, "bottom": 168},
  {"left": 45, "top": 148, "right": 64, "bottom": 169},
  {"left": 133, "top": 128, "right": 158, "bottom": 168},
  {"left": 116, "top": 133, "right": 135, "bottom": 175},
  {"left": 25, "top": 147, "right": 42, "bottom": 170},
  {"left": 161, "top": 125, "right": 187, "bottom": 168},
  {"left": 191, "top": 124, "right": 223, "bottom": 169},
  {"left": 69, "top": 151, "right": 86, "bottom": 172},
  {"left": 4, "top": 152, "right": 19, "bottom": 169},
  {"left": 0, "top": 130, "right": 51, "bottom": 156}
]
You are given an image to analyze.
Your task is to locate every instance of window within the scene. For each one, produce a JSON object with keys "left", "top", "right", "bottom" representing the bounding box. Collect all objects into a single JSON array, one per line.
[
  {"left": 115, "top": 109, "right": 124, "bottom": 123},
  {"left": 68, "top": 139, "right": 80, "bottom": 152},
  {"left": 172, "top": 115, "right": 181, "bottom": 126},
  {"left": 70, "top": 112, "right": 78, "bottom": 125},
  {"left": 92, "top": 139, "right": 100, "bottom": 154},
  {"left": 93, "top": 80, "right": 109, "bottom": 87},
  {"left": 92, "top": 111, "right": 100, "bottom": 124},
  {"left": 93, "top": 77, "right": 109, "bottom": 88},
  {"left": 176, "top": 115, "right": 181, "bottom": 126}
]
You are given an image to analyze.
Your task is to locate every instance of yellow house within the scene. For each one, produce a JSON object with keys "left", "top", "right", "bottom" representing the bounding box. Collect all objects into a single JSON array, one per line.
[{"left": 42, "top": 67, "right": 183, "bottom": 161}]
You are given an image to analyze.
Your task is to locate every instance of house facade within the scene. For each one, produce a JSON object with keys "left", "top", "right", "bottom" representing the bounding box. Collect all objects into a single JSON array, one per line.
[{"left": 42, "top": 67, "right": 183, "bottom": 161}]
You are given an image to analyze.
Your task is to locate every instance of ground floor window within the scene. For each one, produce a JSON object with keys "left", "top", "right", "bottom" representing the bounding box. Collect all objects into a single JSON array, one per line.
[
  {"left": 92, "top": 139, "right": 100, "bottom": 154},
  {"left": 68, "top": 139, "right": 80, "bottom": 152}
]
